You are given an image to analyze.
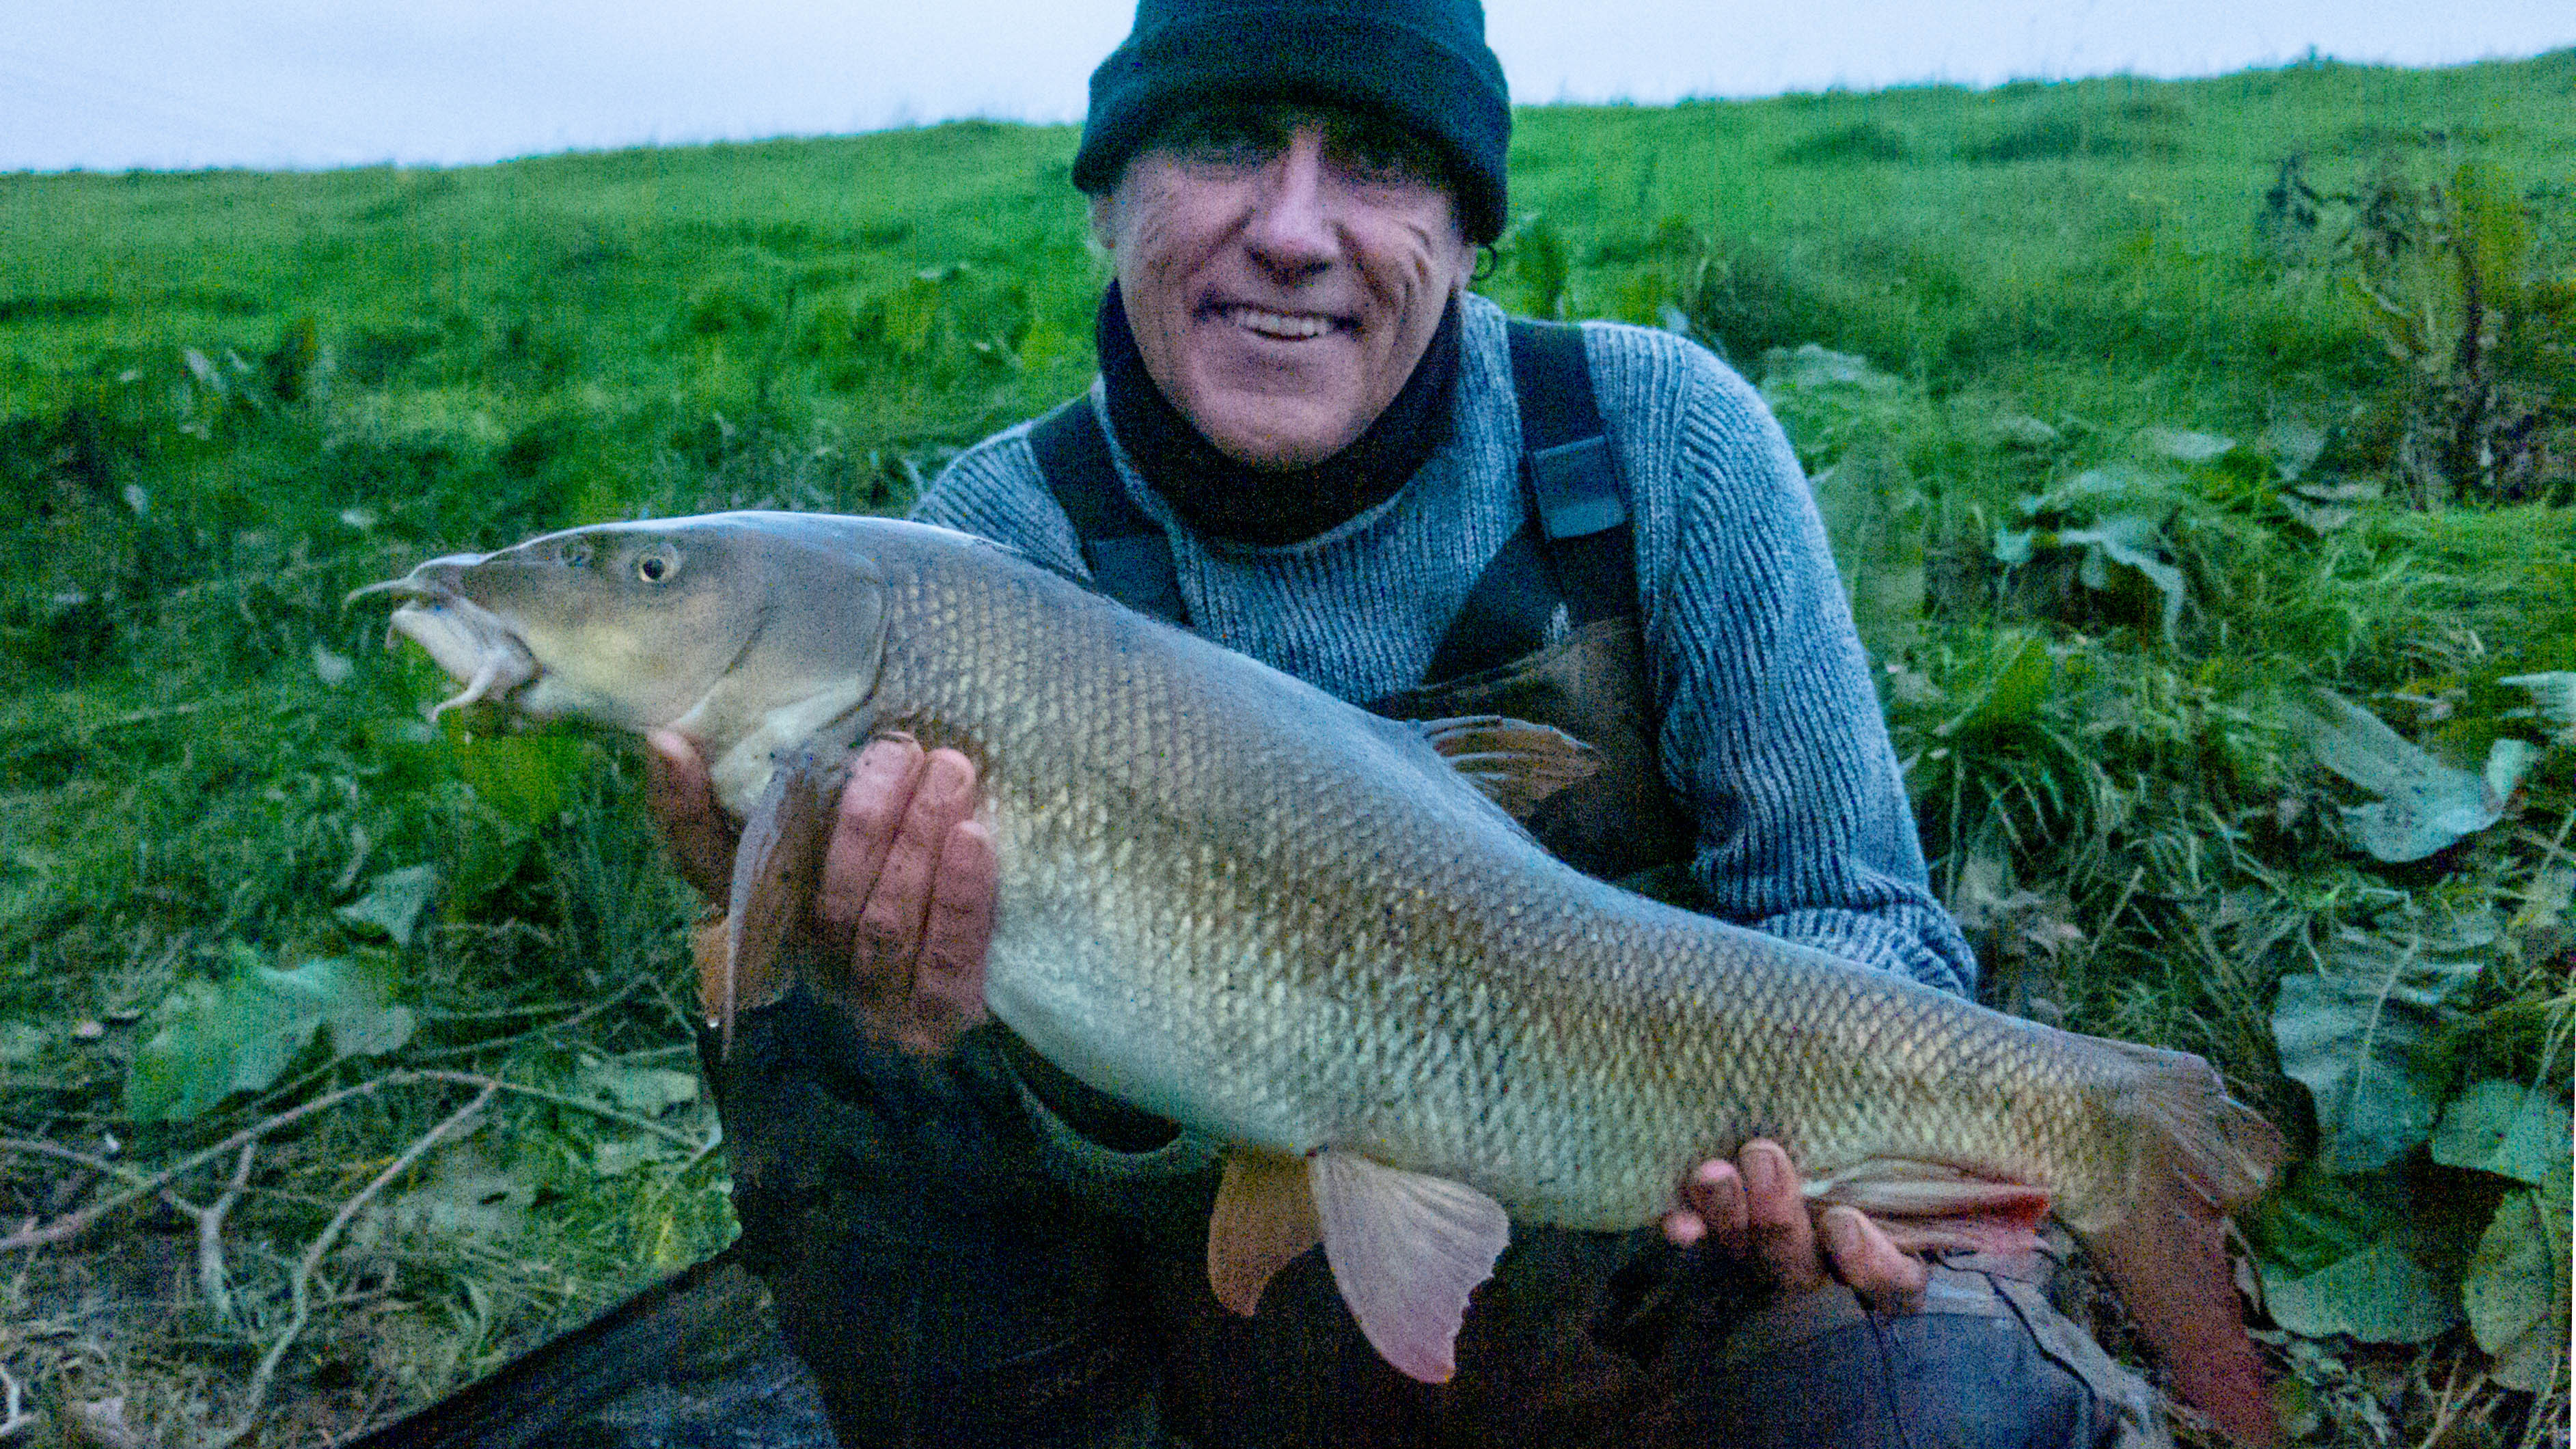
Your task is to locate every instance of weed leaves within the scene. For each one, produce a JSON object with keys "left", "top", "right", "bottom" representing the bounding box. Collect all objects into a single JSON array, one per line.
[
  {"left": 124, "top": 948, "right": 416, "bottom": 1122},
  {"left": 2272, "top": 913, "right": 2489, "bottom": 1173},
  {"left": 2461, "top": 1157, "right": 2572, "bottom": 1392}
]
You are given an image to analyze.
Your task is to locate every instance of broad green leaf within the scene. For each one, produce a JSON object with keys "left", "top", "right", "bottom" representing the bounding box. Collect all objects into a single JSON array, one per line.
[
  {"left": 1759, "top": 342, "right": 1900, "bottom": 395},
  {"left": 2246, "top": 1163, "right": 2416, "bottom": 1278},
  {"left": 2461, "top": 1158, "right": 2570, "bottom": 1391},
  {"left": 1809, "top": 452, "right": 1926, "bottom": 660},
  {"left": 2501, "top": 672, "right": 2576, "bottom": 745},
  {"left": 2262, "top": 1244, "right": 2463, "bottom": 1342},
  {"left": 2435, "top": 1079, "right": 2573, "bottom": 1185},
  {"left": 2058, "top": 514, "right": 2187, "bottom": 642},
  {"left": 2254, "top": 422, "right": 2327, "bottom": 481},
  {"left": 0, "top": 1021, "right": 42, "bottom": 1064},
  {"left": 2273, "top": 919, "right": 2485, "bottom": 1172},
  {"left": 374, "top": 1147, "right": 532, "bottom": 1243},
  {"left": 2016, "top": 465, "right": 2192, "bottom": 519},
  {"left": 125, "top": 954, "right": 417, "bottom": 1122},
  {"left": 2139, "top": 426, "right": 2236, "bottom": 463},
  {"left": 2286, "top": 690, "right": 2527, "bottom": 861},
  {"left": 336, "top": 864, "right": 439, "bottom": 947}
]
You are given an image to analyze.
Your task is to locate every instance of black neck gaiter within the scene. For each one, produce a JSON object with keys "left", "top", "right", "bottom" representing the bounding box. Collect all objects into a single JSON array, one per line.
[{"left": 1095, "top": 283, "right": 1462, "bottom": 547}]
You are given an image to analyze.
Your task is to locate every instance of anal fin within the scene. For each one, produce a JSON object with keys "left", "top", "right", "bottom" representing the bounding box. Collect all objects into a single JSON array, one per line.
[
  {"left": 1308, "top": 1150, "right": 1509, "bottom": 1384},
  {"left": 1807, "top": 1158, "right": 2054, "bottom": 1258},
  {"left": 1208, "top": 1148, "right": 1322, "bottom": 1316}
]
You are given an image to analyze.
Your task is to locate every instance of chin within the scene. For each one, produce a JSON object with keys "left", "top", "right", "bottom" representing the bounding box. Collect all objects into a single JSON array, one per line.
[{"left": 1186, "top": 385, "right": 1371, "bottom": 469}]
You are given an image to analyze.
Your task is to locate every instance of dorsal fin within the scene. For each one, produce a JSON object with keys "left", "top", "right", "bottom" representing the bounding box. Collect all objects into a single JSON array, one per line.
[{"left": 1413, "top": 715, "right": 1600, "bottom": 817}]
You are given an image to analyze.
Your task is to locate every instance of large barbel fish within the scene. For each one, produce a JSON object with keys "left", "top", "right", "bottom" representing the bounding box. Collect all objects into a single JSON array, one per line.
[{"left": 357, "top": 511, "right": 2282, "bottom": 1444}]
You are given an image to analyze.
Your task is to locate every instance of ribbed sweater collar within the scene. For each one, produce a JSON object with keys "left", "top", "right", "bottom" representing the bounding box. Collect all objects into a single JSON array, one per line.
[{"left": 1096, "top": 283, "right": 1461, "bottom": 547}]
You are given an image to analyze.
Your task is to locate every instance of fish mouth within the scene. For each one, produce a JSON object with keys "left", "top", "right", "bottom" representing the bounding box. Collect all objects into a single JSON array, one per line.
[{"left": 347, "top": 576, "right": 538, "bottom": 719}]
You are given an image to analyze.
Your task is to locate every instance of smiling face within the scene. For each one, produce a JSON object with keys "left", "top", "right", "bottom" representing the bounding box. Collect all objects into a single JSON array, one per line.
[{"left": 1093, "top": 103, "right": 1477, "bottom": 469}]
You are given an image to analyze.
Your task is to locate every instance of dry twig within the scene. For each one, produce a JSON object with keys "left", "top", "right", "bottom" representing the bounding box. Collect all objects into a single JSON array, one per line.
[
  {"left": 156, "top": 1143, "right": 259, "bottom": 1327},
  {"left": 202, "top": 1079, "right": 497, "bottom": 1448},
  {"left": 0, "top": 1068, "right": 706, "bottom": 1255},
  {"left": 0, "top": 1363, "right": 33, "bottom": 1440}
]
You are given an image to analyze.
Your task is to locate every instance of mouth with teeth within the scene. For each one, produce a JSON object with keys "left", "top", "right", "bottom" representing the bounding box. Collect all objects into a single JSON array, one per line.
[{"left": 1216, "top": 303, "right": 1348, "bottom": 341}]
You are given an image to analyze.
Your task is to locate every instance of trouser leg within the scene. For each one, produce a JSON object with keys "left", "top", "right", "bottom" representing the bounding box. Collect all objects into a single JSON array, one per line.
[
  {"left": 1647, "top": 1258, "right": 2169, "bottom": 1449},
  {"left": 707, "top": 991, "right": 1164, "bottom": 1449}
]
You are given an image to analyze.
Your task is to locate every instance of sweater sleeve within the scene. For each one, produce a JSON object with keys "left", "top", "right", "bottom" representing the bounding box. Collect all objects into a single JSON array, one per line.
[{"left": 1590, "top": 326, "right": 1979, "bottom": 999}]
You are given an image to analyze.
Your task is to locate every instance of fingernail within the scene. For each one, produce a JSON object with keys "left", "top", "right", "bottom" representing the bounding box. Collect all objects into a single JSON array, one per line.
[{"left": 1744, "top": 1144, "right": 1779, "bottom": 1195}]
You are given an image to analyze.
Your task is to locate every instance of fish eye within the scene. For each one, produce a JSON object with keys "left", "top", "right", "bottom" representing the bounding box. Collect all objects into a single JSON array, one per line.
[{"left": 635, "top": 547, "right": 679, "bottom": 583}]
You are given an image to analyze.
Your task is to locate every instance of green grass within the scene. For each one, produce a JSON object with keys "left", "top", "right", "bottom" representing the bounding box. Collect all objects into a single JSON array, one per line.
[{"left": 2, "top": 51, "right": 2571, "bottom": 1446}]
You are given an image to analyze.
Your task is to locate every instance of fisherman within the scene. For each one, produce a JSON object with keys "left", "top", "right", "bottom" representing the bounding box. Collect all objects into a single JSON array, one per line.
[{"left": 648, "top": 0, "right": 2169, "bottom": 1444}]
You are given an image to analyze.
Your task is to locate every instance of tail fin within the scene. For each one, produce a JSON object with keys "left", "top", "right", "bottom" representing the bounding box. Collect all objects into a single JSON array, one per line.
[{"left": 2082, "top": 1041, "right": 2285, "bottom": 1447}]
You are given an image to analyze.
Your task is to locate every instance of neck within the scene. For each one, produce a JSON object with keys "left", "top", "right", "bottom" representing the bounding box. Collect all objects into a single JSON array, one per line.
[{"left": 1095, "top": 284, "right": 1462, "bottom": 547}]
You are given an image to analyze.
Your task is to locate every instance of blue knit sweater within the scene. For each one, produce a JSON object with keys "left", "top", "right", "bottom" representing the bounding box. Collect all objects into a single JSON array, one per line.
[{"left": 914, "top": 291, "right": 1976, "bottom": 999}]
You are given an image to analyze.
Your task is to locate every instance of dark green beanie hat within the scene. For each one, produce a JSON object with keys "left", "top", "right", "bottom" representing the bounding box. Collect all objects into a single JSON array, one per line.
[{"left": 1072, "top": 0, "right": 1511, "bottom": 243}]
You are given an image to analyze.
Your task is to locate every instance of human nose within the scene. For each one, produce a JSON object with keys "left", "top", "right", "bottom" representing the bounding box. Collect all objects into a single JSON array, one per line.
[{"left": 1244, "top": 126, "right": 1337, "bottom": 275}]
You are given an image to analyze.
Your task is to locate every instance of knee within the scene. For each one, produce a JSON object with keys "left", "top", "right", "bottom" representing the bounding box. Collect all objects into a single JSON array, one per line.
[{"left": 1661, "top": 1269, "right": 2160, "bottom": 1449}]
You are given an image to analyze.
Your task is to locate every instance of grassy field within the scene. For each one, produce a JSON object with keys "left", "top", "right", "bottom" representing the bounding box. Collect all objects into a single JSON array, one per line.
[{"left": 3, "top": 51, "right": 2572, "bottom": 1446}]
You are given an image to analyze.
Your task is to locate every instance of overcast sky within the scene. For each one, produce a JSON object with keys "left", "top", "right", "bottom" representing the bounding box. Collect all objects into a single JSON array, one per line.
[{"left": 4, "top": 1, "right": 2569, "bottom": 173}]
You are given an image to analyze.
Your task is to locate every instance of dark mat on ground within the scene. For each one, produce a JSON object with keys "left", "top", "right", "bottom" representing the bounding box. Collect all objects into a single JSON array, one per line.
[{"left": 350, "top": 1245, "right": 836, "bottom": 1449}]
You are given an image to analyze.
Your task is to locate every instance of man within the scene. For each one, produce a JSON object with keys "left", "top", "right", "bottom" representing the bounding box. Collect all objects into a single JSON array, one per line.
[{"left": 649, "top": 1, "right": 2166, "bottom": 1444}]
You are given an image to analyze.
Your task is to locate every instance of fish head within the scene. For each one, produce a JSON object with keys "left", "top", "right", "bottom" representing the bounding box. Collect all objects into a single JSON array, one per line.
[{"left": 351, "top": 515, "right": 890, "bottom": 749}]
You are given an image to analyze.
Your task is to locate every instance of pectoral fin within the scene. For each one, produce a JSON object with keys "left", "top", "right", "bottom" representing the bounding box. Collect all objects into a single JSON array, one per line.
[
  {"left": 1208, "top": 1148, "right": 1322, "bottom": 1316},
  {"left": 1308, "top": 1150, "right": 1509, "bottom": 1384},
  {"left": 1413, "top": 715, "right": 1600, "bottom": 816},
  {"left": 717, "top": 750, "right": 836, "bottom": 1053}
]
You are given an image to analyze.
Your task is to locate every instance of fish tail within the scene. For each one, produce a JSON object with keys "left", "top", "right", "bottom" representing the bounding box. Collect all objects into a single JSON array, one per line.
[{"left": 2079, "top": 1040, "right": 2284, "bottom": 1447}]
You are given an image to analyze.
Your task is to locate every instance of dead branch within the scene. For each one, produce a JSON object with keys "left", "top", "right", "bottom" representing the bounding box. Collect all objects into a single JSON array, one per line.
[
  {"left": 156, "top": 1142, "right": 258, "bottom": 1327},
  {"left": 0, "top": 1362, "right": 32, "bottom": 1440},
  {"left": 1, "top": 1066, "right": 708, "bottom": 1256},
  {"left": 202, "top": 1079, "right": 497, "bottom": 1449}
]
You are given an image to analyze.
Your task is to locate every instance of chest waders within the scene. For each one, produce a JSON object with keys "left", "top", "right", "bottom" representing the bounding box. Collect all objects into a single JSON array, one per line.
[{"left": 1015, "top": 320, "right": 1699, "bottom": 1446}]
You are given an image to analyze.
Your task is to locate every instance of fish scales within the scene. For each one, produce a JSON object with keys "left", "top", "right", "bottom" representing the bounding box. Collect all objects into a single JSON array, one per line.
[
  {"left": 357, "top": 512, "right": 2282, "bottom": 1444},
  {"left": 865, "top": 532, "right": 2120, "bottom": 1230}
]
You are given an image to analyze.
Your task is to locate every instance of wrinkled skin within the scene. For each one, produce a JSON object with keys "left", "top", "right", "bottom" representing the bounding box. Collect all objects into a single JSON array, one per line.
[{"left": 643, "top": 101, "right": 1927, "bottom": 1308}]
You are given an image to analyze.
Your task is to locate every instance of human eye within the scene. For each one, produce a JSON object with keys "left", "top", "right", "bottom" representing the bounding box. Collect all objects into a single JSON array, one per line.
[
  {"left": 1319, "top": 115, "right": 1435, "bottom": 188},
  {"left": 1159, "top": 107, "right": 1284, "bottom": 170}
]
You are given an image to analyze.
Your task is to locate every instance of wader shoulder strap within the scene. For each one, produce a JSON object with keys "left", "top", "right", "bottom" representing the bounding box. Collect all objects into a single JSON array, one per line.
[
  {"left": 1421, "top": 320, "right": 1637, "bottom": 683},
  {"left": 1028, "top": 398, "right": 1191, "bottom": 627},
  {"left": 1027, "top": 320, "right": 1632, "bottom": 650}
]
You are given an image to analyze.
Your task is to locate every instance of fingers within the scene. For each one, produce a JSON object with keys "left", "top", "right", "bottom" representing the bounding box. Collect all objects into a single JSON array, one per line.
[
  {"left": 1671, "top": 1141, "right": 1926, "bottom": 1310},
  {"left": 855, "top": 747, "right": 978, "bottom": 968},
  {"left": 814, "top": 737, "right": 931, "bottom": 942},
  {"left": 891, "top": 819, "right": 998, "bottom": 1053},
  {"left": 811, "top": 737, "right": 994, "bottom": 1054},
  {"left": 1662, "top": 1157, "right": 1748, "bottom": 1252},
  {"left": 1819, "top": 1206, "right": 1928, "bottom": 1312},
  {"left": 1736, "top": 1140, "right": 1831, "bottom": 1293},
  {"left": 644, "top": 730, "right": 735, "bottom": 900}
]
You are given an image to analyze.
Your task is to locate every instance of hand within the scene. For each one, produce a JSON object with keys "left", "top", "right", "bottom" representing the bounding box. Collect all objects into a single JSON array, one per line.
[
  {"left": 646, "top": 731, "right": 999, "bottom": 1055},
  {"left": 1660, "top": 1139, "right": 1927, "bottom": 1311}
]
